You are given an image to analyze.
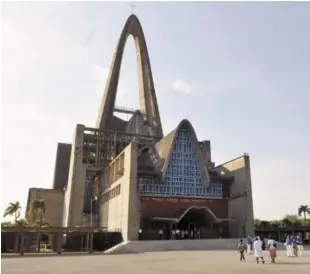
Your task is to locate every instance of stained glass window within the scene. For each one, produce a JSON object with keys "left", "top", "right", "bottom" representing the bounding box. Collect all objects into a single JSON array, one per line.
[{"left": 139, "top": 129, "right": 223, "bottom": 198}]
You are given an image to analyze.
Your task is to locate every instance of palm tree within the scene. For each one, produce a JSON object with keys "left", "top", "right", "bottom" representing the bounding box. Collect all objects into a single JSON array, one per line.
[
  {"left": 28, "top": 199, "right": 46, "bottom": 252},
  {"left": 28, "top": 199, "right": 45, "bottom": 225},
  {"left": 3, "top": 201, "right": 21, "bottom": 223},
  {"left": 298, "top": 205, "right": 310, "bottom": 220}
]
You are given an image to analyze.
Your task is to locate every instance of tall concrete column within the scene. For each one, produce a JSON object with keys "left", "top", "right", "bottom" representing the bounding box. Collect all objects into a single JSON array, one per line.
[
  {"left": 63, "top": 124, "right": 86, "bottom": 227},
  {"left": 120, "top": 142, "right": 141, "bottom": 241},
  {"left": 215, "top": 155, "right": 255, "bottom": 238}
]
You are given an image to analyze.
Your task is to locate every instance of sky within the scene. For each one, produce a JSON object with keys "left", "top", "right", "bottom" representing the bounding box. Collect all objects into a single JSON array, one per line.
[{"left": 1, "top": 1, "right": 310, "bottom": 221}]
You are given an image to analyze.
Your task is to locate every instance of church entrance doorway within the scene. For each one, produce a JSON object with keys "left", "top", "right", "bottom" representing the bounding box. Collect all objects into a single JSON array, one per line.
[{"left": 175, "top": 207, "right": 220, "bottom": 239}]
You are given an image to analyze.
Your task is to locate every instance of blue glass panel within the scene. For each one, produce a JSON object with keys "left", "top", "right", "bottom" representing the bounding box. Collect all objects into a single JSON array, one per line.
[{"left": 139, "top": 129, "right": 222, "bottom": 198}]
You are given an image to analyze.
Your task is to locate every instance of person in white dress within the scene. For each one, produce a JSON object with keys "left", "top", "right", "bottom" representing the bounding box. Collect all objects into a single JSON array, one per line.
[
  {"left": 253, "top": 237, "right": 265, "bottom": 264},
  {"left": 267, "top": 237, "right": 277, "bottom": 263},
  {"left": 284, "top": 235, "right": 293, "bottom": 257}
]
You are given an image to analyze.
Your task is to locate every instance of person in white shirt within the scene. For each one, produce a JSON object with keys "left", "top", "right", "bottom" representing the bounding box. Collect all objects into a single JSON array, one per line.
[
  {"left": 284, "top": 235, "right": 293, "bottom": 257},
  {"left": 267, "top": 237, "right": 277, "bottom": 263},
  {"left": 253, "top": 237, "right": 265, "bottom": 264},
  {"left": 171, "top": 229, "right": 176, "bottom": 240},
  {"left": 176, "top": 229, "right": 180, "bottom": 239},
  {"left": 138, "top": 228, "right": 142, "bottom": 240}
]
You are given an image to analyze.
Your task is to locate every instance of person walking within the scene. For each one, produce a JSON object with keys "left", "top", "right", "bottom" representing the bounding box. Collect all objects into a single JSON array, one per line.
[
  {"left": 138, "top": 228, "right": 142, "bottom": 240},
  {"left": 291, "top": 234, "right": 298, "bottom": 257},
  {"left": 158, "top": 229, "right": 163, "bottom": 240},
  {"left": 246, "top": 236, "right": 253, "bottom": 254},
  {"left": 267, "top": 236, "right": 277, "bottom": 263},
  {"left": 285, "top": 235, "right": 293, "bottom": 258},
  {"left": 297, "top": 234, "right": 304, "bottom": 256},
  {"left": 253, "top": 237, "right": 265, "bottom": 264},
  {"left": 238, "top": 239, "right": 246, "bottom": 261}
]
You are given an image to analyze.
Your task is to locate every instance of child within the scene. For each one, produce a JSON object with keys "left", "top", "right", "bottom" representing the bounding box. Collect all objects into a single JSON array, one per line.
[{"left": 238, "top": 239, "right": 246, "bottom": 261}]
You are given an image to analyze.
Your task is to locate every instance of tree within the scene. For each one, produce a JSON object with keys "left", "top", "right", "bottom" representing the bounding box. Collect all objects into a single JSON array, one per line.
[
  {"left": 298, "top": 205, "right": 310, "bottom": 220},
  {"left": 1, "top": 221, "right": 13, "bottom": 230},
  {"left": 269, "top": 220, "right": 281, "bottom": 228},
  {"left": 28, "top": 199, "right": 46, "bottom": 252},
  {"left": 260, "top": 220, "right": 270, "bottom": 228},
  {"left": 281, "top": 216, "right": 292, "bottom": 227},
  {"left": 15, "top": 219, "right": 30, "bottom": 227},
  {"left": 284, "top": 214, "right": 299, "bottom": 223},
  {"left": 32, "top": 219, "right": 50, "bottom": 227},
  {"left": 3, "top": 201, "right": 21, "bottom": 222},
  {"left": 28, "top": 199, "right": 45, "bottom": 225},
  {"left": 254, "top": 219, "right": 261, "bottom": 227}
]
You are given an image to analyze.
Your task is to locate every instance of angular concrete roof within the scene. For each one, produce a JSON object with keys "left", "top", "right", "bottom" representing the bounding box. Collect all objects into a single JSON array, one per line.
[{"left": 155, "top": 119, "right": 211, "bottom": 186}]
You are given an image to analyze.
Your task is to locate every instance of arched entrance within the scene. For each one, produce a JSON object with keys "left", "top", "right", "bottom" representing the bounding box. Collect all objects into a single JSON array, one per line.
[{"left": 174, "top": 206, "right": 221, "bottom": 239}]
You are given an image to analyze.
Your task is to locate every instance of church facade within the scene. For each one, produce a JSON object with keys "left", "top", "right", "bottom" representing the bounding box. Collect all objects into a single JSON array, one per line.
[{"left": 26, "top": 15, "right": 255, "bottom": 241}]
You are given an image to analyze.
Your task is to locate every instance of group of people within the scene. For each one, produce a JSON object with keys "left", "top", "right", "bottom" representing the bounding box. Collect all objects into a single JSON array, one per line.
[
  {"left": 284, "top": 234, "right": 304, "bottom": 257},
  {"left": 137, "top": 228, "right": 201, "bottom": 240},
  {"left": 169, "top": 228, "right": 200, "bottom": 240},
  {"left": 238, "top": 236, "right": 271, "bottom": 264},
  {"left": 237, "top": 234, "right": 305, "bottom": 264}
]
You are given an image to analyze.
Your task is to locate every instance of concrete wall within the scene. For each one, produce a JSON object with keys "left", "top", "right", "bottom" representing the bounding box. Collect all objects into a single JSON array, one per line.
[
  {"left": 102, "top": 179, "right": 123, "bottom": 231},
  {"left": 63, "top": 124, "right": 87, "bottom": 227},
  {"left": 214, "top": 155, "right": 255, "bottom": 237},
  {"left": 27, "top": 188, "right": 64, "bottom": 226},
  {"left": 99, "top": 142, "right": 140, "bottom": 241},
  {"left": 52, "top": 143, "right": 72, "bottom": 191}
]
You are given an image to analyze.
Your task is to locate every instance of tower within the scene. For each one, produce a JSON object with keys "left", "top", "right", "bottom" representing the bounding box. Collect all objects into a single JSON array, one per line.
[
  {"left": 96, "top": 14, "right": 163, "bottom": 139},
  {"left": 63, "top": 14, "right": 164, "bottom": 228}
]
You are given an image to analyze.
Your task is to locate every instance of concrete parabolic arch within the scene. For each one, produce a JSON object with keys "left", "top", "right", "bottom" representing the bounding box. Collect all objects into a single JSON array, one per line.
[{"left": 96, "top": 15, "right": 163, "bottom": 139}]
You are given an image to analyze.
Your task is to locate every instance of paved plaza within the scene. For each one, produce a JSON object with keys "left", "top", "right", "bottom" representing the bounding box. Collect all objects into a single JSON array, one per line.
[{"left": 2, "top": 250, "right": 310, "bottom": 274}]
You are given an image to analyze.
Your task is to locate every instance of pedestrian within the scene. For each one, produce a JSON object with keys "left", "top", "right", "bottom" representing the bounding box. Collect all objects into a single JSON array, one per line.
[
  {"left": 297, "top": 234, "right": 304, "bottom": 256},
  {"left": 267, "top": 236, "right": 277, "bottom": 263},
  {"left": 291, "top": 234, "right": 298, "bottom": 257},
  {"left": 138, "top": 228, "right": 142, "bottom": 240},
  {"left": 171, "top": 229, "right": 175, "bottom": 240},
  {"left": 285, "top": 235, "right": 293, "bottom": 258},
  {"left": 181, "top": 230, "right": 185, "bottom": 239},
  {"left": 253, "top": 237, "right": 265, "bottom": 264},
  {"left": 176, "top": 229, "right": 180, "bottom": 239},
  {"left": 158, "top": 229, "right": 163, "bottom": 240},
  {"left": 238, "top": 239, "right": 246, "bottom": 261},
  {"left": 246, "top": 236, "right": 253, "bottom": 254}
]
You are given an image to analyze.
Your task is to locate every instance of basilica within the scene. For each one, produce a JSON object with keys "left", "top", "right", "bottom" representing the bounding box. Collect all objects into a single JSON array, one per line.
[{"left": 26, "top": 14, "right": 255, "bottom": 241}]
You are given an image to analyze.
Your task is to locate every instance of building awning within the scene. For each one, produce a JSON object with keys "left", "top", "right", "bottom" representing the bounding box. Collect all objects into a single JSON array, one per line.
[{"left": 148, "top": 206, "right": 230, "bottom": 223}]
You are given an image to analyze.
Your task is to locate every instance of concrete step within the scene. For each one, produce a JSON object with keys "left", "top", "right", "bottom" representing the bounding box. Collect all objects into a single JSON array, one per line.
[{"left": 104, "top": 238, "right": 287, "bottom": 254}]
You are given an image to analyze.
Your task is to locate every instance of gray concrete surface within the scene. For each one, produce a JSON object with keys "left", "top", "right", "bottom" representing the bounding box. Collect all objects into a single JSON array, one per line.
[{"left": 2, "top": 250, "right": 310, "bottom": 274}]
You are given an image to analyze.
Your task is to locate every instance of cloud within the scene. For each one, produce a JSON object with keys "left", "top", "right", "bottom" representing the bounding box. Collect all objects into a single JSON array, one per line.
[{"left": 172, "top": 79, "right": 196, "bottom": 94}]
